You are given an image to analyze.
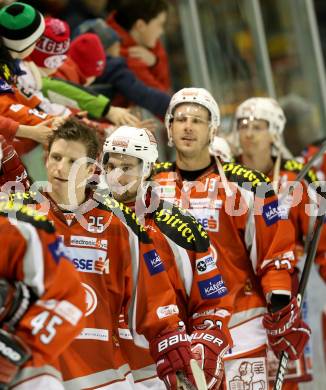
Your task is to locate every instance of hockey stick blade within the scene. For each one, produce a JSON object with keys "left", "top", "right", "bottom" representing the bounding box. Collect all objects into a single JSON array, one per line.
[{"left": 176, "top": 359, "right": 208, "bottom": 390}]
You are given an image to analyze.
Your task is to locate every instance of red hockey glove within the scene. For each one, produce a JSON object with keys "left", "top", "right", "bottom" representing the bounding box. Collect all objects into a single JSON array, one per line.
[
  {"left": 149, "top": 329, "right": 196, "bottom": 389},
  {"left": 191, "top": 329, "right": 229, "bottom": 389},
  {"left": 263, "top": 297, "right": 311, "bottom": 360},
  {"left": 0, "top": 329, "right": 31, "bottom": 386},
  {"left": 0, "top": 136, "right": 30, "bottom": 190}
]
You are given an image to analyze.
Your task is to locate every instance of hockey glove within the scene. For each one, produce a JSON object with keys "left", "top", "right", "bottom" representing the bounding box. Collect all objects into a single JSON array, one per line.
[
  {"left": 0, "top": 329, "right": 31, "bottom": 387},
  {"left": 149, "top": 329, "right": 196, "bottom": 390},
  {"left": 0, "top": 279, "right": 32, "bottom": 330},
  {"left": 263, "top": 296, "right": 311, "bottom": 360},
  {"left": 0, "top": 136, "right": 30, "bottom": 190},
  {"left": 191, "top": 329, "right": 229, "bottom": 389}
]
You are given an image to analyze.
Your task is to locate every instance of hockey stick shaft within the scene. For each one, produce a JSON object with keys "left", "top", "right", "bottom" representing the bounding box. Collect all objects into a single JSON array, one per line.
[
  {"left": 273, "top": 212, "right": 325, "bottom": 390},
  {"left": 295, "top": 141, "right": 326, "bottom": 184}
]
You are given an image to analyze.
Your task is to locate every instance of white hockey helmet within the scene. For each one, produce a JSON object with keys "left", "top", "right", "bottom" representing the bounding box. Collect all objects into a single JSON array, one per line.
[
  {"left": 235, "top": 97, "right": 286, "bottom": 135},
  {"left": 103, "top": 126, "right": 159, "bottom": 177},
  {"left": 165, "top": 87, "right": 220, "bottom": 146}
]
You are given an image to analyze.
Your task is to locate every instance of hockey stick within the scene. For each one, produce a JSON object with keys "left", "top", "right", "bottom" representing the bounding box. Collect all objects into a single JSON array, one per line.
[
  {"left": 273, "top": 211, "right": 326, "bottom": 390},
  {"left": 177, "top": 359, "right": 208, "bottom": 390},
  {"left": 294, "top": 140, "right": 326, "bottom": 184}
]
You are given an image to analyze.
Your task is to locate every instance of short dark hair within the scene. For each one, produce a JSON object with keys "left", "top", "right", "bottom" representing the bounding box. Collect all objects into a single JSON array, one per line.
[
  {"left": 114, "top": 0, "right": 168, "bottom": 31},
  {"left": 48, "top": 117, "right": 99, "bottom": 160}
]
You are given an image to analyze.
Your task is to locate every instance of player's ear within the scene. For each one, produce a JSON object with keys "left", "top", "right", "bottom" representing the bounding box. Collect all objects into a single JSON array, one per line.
[
  {"left": 87, "top": 163, "right": 97, "bottom": 177},
  {"left": 134, "top": 18, "right": 147, "bottom": 33}
]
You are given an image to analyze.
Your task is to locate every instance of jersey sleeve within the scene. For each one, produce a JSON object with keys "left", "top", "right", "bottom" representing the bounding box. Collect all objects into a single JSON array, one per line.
[
  {"left": 234, "top": 180, "right": 296, "bottom": 300},
  {"left": 0, "top": 205, "right": 86, "bottom": 367}
]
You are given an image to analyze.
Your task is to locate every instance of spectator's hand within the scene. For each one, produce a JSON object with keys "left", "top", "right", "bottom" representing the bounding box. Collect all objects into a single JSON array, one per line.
[
  {"left": 128, "top": 46, "right": 156, "bottom": 67},
  {"left": 106, "top": 107, "right": 141, "bottom": 127},
  {"left": 17, "top": 118, "right": 55, "bottom": 146}
]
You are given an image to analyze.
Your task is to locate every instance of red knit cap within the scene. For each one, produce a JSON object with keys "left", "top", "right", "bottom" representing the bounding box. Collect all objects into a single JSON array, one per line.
[
  {"left": 69, "top": 33, "right": 106, "bottom": 78},
  {"left": 30, "top": 17, "right": 70, "bottom": 69}
]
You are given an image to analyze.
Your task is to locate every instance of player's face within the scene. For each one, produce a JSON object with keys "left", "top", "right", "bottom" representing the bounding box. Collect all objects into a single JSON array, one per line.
[
  {"left": 104, "top": 153, "right": 143, "bottom": 203},
  {"left": 238, "top": 118, "right": 273, "bottom": 156},
  {"left": 171, "top": 103, "right": 211, "bottom": 157},
  {"left": 137, "top": 11, "right": 167, "bottom": 48},
  {"left": 46, "top": 139, "right": 94, "bottom": 198}
]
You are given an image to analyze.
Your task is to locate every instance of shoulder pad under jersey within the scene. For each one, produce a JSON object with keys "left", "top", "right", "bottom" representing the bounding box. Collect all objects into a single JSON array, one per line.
[
  {"left": 0, "top": 200, "right": 54, "bottom": 233},
  {"left": 94, "top": 192, "right": 152, "bottom": 244},
  {"left": 152, "top": 161, "right": 176, "bottom": 176},
  {"left": 153, "top": 200, "right": 210, "bottom": 252},
  {"left": 222, "top": 162, "right": 274, "bottom": 197},
  {"left": 282, "top": 159, "right": 318, "bottom": 184}
]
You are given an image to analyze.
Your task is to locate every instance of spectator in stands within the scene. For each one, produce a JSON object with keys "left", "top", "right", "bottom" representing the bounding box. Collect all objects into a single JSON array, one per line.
[
  {"left": 0, "top": 2, "right": 57, "bottom": 156},
  {"left": 28, "top": 20, "right": 141, "bottom": 126},
  {"left": 107, "top": 0, "right": 171, "bottom": 93},
  {"left": 74, "top": 18, "right": 171, "bottom": 118}
]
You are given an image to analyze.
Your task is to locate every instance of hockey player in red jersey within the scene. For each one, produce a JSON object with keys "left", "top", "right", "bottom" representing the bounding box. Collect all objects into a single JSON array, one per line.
[
  {"left": 101, "top": 125, "right": 233, "bottom": 389},
  {"left": 152, "top": 88, "right": 310, "bottom": 390},
  {"left": 0, "top": 142, "right": 86, "bottom": 389},
  {"left": 17, "top": 117, "right": 198, "bottom": 389},
  {"left": 231, "top": 96, "right": 326, "bottom": 389}
]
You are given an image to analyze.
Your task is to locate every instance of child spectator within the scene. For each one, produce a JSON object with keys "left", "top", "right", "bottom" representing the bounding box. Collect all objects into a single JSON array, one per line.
[
  {"left": 107, "top": 0, "right": 171, "bottom": 92},
  {"left": 29, "top": 23, "right": 140, "bottom": 126},
  {"left": 74, "top": 18, "right": 171, "bottom": 117}
]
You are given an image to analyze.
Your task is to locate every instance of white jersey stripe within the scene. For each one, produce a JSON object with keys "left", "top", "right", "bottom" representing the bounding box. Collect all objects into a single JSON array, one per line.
[
  {"left": 165, "top": 235, "right": 193, "bottom": 296},
  {"left": 9, "top": 219, "right": 45, "bottom": 296}
]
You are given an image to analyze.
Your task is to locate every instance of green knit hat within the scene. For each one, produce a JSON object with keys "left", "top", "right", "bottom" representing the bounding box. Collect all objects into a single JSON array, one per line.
[{"left": 0, "top": 2, "right": 45, "bottom": 53}]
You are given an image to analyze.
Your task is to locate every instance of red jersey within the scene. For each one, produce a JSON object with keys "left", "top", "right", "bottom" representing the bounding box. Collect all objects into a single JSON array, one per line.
[
  {"left": 13, "top": 190, "right": 183, "bottom": 389},
  {"left": 274, "top": 159, "right": 326, "bottom": 282},
  {"left": 153, "top": 161, "right": 296, "bottom": 358},
  {"left": 104, "top": 194, "right": 233, "bottom": 384},
  {"left": 0, "top": 200, "right": 86, "bottom": 387}
]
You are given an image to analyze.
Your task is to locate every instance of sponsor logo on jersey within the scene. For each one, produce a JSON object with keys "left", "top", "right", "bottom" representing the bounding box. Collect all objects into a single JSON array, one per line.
[
  {"left": 76, "top": 328, "right": 109, "bottom": 341},
  {"left": 67, "top": 247, "right": 109, "bottom": 274},
  {"left": 158, "top": 185, "right": 176, "bottom": 198},
  {"left": 198, "top": 275, "right": 228, "bottom": 299},
  {"left": 9, "top": 104, "right": 24, "bottom": 113},
  {"left": 70, "top": 235, "right": 107, "bottom": 249},
  {"left": 143, "top": 249, "right": 164, "bottom": 275},
  {"left": 0, "top": 79, "right": 12, "bottom": 93},
  {"left": 196, "top": 255, "right": 217, "bottom": 275},
  {"left": 262, "top": 200, "right": 280, "bottom": 226},
  {"left": 48, "top": 237, "right": 66, "bottom": 263},
  {"left": 156, "top": 304, "right": 179, "bottom": 319},
  {"left": 188, "top": 208, "right": 219, "bottom": 232},
  {"left": 223, "top": 162, "right": 270, "bottom": 187},
  {"left": 82, "top": 283, "right": 97, "bottom": 316},
  {"left": 190, "top": 198, "right": 222, "bottom": 209}
]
